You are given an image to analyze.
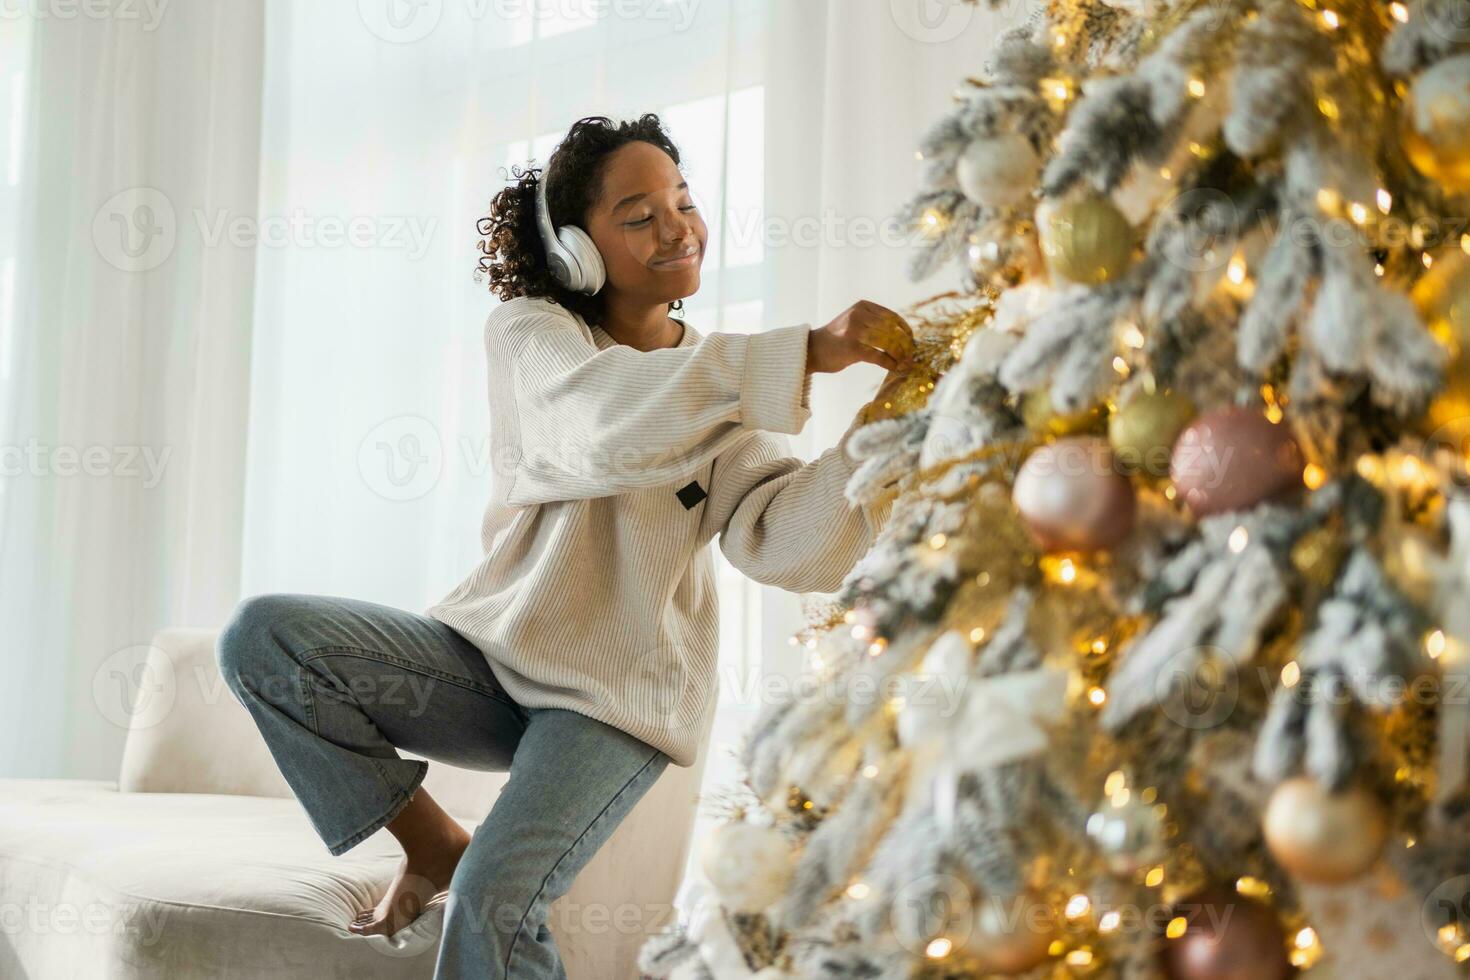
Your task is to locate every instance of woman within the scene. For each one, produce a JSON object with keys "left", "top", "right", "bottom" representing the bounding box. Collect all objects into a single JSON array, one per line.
[{"left": 216, "top": 113, "right": 914, "bottom": 979}]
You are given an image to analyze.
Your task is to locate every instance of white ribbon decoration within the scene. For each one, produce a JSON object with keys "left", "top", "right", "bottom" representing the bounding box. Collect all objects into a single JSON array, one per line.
[{"left": 903, "top": 657, "right": 1070, "bottom": 835}]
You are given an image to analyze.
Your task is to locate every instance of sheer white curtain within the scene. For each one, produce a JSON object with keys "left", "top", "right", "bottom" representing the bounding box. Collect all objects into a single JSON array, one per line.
[
  {"left": 0, "top": 0, "right": 1024, "bottom": 829},
  {"left": 0, "top": 3, "right": 264, "bottom": 779}
]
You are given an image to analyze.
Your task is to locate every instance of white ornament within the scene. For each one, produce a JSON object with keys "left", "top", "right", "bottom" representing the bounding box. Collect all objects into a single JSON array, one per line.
[
  {"left": 896, "top": 630, "right": 973, "bottom": 748},
  {"left": 948, "top": 667, "right": 1070, "bottom": 777},
  {"left": 700, "top": 822, "right": 795, "bottom": 912},
  {"left": 988, "top": 280, "right": 1088, "bottom": 336},
  {"left": 904, "top": 665, "right": 1070, "bottom": 835},
  {"left": 955, "top": 133, "right": 1040, "bottom": 209},
  {"left": 1409, "top": 54, "right": 1470, "bottom": 146}
]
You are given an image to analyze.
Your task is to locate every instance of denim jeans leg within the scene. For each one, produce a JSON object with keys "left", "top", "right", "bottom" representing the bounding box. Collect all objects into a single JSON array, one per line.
[
  {"left": 434, "top": 707, "right": 673, "bottom": 980},
  {"left": 216, "top": 592, "right": 529, "bottom": 856}
]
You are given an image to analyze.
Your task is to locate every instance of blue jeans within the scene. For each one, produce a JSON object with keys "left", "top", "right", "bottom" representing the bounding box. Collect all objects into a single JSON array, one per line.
[{"left": 215, "top": 592, "right": 672, "bottom": 979}]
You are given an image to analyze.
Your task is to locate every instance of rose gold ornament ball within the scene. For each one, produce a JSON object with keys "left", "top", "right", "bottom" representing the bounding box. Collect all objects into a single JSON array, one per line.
[
  {"left": 1169, "top": 407, "right": 1304, "bottom": 517},
  {"left": 1159, "top": 886, "right": 1291, "bottom": 980}
]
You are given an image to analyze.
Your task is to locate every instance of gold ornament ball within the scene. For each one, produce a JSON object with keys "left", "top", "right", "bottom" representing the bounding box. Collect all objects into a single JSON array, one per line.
[
  {"left": 1021, "top": 387, "right": 1107, "bottom": 436},
  {"left": 969, "top": 216, "right": 1045, "bottom": 289},
  {"left": 1291, "top": 523, "right": 1347, "bottom": 591},
  {"left": 1413, "top": 247, "right": 1470, "bottom": 351},
  {"left": 1412, "top": 247, "right": 1470, "bottom": 446},
  {"left": 1262, "top": 777, "right": 1390, "bottom": 885},
  {"left": 961, "top": 892, "right": 1056, "bottom": 975},
  {"left": 1037, "top": 194, "right": 1135, "bottom": 285},
  {"left": 1109, "top": 388, "right": 1197, "bottom": 477},
  {"left": 1159, "top": 886, "right": 1291, "bottom": 980},
  {"left": 1402, "top": 54, "right": 1470, "bottom": 193}
]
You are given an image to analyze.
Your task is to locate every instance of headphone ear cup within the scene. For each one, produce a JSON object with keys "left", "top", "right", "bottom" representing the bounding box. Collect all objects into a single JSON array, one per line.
[{"left": 557, "top": 225, "right": 606, "bottom": 295}]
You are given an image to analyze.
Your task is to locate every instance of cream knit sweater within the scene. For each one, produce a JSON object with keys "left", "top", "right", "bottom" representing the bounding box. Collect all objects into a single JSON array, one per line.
[{"left": 424, "top": 295, "right": 892, "bottom": 767}]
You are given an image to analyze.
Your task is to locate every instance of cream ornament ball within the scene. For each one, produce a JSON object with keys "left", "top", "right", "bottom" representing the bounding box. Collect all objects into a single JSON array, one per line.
[
  {"left": 955, "top": 132, "right": 1042, "bottom": 209},
  {"left": 700, "top": 822, "right": 796, "bottom": 912},
  {"left": 959, "top": 891, "right": 1056, "bottom": 974},
  {"left": 1012, "top": 437, "right": 1137, "bottom": 552},
  {"left": 1261, "top": 777, "right": 1390, "bottom": 884}
]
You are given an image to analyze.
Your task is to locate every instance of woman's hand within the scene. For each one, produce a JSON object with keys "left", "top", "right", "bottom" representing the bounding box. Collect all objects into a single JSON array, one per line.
[{"left": 807, "top": 301, "right": 916, "bottom": 375}]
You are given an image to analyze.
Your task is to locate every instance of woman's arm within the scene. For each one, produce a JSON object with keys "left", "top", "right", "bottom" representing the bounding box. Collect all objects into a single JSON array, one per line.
[
  {"left": 704, "top": 423, "right": 895, "bottom": 594},
  {"left": 492, "top": 303, "right": 814, "bottom": 506}
]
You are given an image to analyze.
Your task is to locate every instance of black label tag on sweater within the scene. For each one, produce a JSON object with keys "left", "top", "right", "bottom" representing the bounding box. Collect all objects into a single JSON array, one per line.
[{"left": 676, "top": 480, "right": 707, "bottom": 509}]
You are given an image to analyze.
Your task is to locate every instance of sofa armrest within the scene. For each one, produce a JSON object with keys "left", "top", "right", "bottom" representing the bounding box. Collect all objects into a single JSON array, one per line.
[{"left": 116, "top": 627, "right": 297, "bottom": 799}]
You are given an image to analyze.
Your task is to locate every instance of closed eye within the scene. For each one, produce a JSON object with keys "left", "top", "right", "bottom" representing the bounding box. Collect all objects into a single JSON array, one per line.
[{"left": 623, "top": 205, "right": 698, "bottom": 228}]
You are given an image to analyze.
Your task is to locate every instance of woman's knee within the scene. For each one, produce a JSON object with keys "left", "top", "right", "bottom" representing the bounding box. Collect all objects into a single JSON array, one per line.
[
  {"left": 446, "top": 847, "right": 544, "bottom": 938},
  {"left": 216, "top": 593, "right": 306, "bottom": 688}
]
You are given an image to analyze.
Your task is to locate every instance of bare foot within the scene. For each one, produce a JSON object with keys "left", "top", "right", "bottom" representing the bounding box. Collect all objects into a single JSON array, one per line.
[{"left": 349, "top": 829, "right": 470, "bottom": 937}]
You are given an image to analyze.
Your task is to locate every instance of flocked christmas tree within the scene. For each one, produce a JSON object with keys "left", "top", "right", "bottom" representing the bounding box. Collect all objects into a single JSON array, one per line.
[{"left": 640, "top": 0, "right": 1470, "bottom": 975}]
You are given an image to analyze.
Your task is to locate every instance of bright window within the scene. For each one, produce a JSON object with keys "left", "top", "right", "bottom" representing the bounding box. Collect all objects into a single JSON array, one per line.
[{"left": 0, "top": 13, "right": 32, "bottom": 512}]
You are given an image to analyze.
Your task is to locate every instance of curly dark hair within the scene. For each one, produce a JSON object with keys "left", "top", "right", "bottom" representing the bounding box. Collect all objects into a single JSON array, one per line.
[{"left": 474, "top": 114, "right": 686, "bottom": 328}]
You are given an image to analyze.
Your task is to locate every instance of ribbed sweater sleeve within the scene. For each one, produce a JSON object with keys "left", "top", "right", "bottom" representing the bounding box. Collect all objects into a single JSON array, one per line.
[
  {"left": 704, "top": 418, "right": 896, "bottom": 594},
  {"left": 491, "top": 303, "right": 815, "bottom": 506}
]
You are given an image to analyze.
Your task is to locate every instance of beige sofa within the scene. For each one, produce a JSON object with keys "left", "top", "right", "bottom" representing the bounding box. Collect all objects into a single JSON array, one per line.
[{"left": 0, "top": 628, "right": 709, "bottom": 979}]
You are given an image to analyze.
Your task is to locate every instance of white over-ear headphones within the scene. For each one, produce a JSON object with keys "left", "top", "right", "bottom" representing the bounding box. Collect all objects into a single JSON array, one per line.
[{"left": 534, "top": 165, "right": 606, "bottom": 295}]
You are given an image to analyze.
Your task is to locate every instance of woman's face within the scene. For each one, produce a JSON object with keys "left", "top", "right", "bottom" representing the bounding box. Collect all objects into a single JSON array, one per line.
[{"left": 583, "top": 141, "right": 706, "bottom": 305}]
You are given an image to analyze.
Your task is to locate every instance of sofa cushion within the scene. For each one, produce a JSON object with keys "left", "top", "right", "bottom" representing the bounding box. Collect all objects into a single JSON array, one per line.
[
  {"left": 0, "top": 778, "right": 463, "bottom": 979},
  {"left": 116, "top": 627, "right": 511, "bottom": 822}
]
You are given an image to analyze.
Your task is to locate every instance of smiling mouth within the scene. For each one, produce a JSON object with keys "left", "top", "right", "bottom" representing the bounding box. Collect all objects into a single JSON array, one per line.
[{"left": 651, "top": 247, "right": 700, "bottom": 269}]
